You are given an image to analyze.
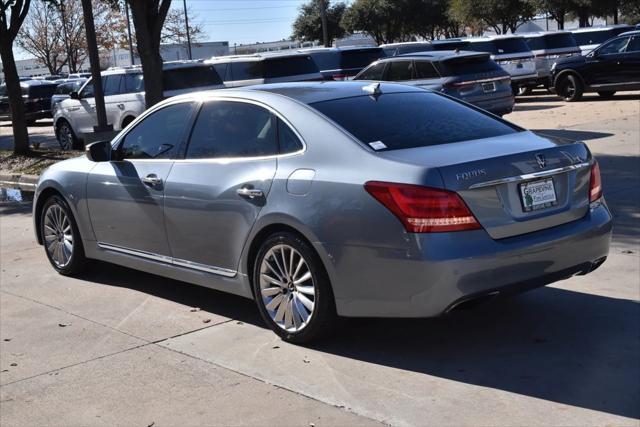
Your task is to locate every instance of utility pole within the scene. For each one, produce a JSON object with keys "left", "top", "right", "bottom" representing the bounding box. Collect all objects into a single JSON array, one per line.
[
  {"left": 125, "top": 1, "right": 135, "bottom": 65},
  {"left": 319, "top": 0, "right": 329, "bottom": 47},
  {"left": 80, "top": 0, "right": 111, "bottom": 133},
  {"left": 183, "top": 0, "right": 192, "bottom": 60}
]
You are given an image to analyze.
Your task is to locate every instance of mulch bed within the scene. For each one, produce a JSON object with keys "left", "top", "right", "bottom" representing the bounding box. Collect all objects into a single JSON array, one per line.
[{"left": 0, "top": 149, "right": 82, "bottom": 176}]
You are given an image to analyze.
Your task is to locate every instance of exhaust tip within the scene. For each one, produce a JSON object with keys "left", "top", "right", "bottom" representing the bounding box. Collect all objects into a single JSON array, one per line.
[{"left": 446, "top": 291, "right": 500, "bottom": 313}]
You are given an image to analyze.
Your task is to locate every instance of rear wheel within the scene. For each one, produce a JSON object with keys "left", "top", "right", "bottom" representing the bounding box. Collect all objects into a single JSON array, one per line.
[
  {"left": 57, "top": 120, "right": 79, "bottom": 150},
  {"left": 252, "top": 232, "right": 336, "bottom": 343},
  {"left": 597, "top": 91, "right": 616, "bottom": 99},
  {"left": 41, "top": 195, "right": 87, "bottom": 275},
  {"left": 557, "top": 74, "right": 583, "bottom": 102}
]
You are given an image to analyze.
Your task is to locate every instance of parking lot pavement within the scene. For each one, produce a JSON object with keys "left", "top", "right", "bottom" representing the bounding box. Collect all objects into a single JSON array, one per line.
[
  {"left": 1, "top": 94, "right": 639, "bottom": 426},
  {"left": 0, "top": 120, "right": 58, "bottom": 151}
]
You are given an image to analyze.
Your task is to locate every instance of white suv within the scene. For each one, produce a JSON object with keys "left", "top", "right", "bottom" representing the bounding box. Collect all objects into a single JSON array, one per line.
[{"left": 54, "top": 61, "right": 226, "bottom": 149}]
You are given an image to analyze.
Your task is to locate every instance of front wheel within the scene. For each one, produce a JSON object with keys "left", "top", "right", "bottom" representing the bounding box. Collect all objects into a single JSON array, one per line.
[
  {"left": 252, "top": 232, "right": 336, "bottom": 343},
  {"left": 57, "top": 121, "right": 79, "bottom": 150},
  {"left": 597, "top": 91, "right": 616, "bottom": 99},
  {"left": 557, "top": 75, "right": 583, "bottom": 102},
  {"left": 41, "top": 195, "right": 87, "bottom": 275}
]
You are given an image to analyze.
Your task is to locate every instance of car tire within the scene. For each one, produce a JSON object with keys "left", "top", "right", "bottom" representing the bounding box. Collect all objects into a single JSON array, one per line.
[
  {"left": 558, "top": 74, "right": 583, "bottom": 102},
  {"left": 40, "top": 195, "right": 87, "bottom": 276},
  {"left": 57, "top": 120, "right": 79, "bottom": 151},
  {"left": 597, "top": 91, "right": 616, "bottom": 99},
  {"left": 252, "top": 232, "right": 337, "bottom": 344}
]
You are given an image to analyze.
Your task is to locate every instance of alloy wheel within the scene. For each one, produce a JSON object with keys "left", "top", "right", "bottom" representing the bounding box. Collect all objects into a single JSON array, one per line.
[
  {"left": 43, "top": 204, "right": 74, "bottom": 267},
  {"left": 58, "top": 123, "right": 73, "bottom": 150},
  {"left": 259, "top": 244, "right": 316, "bottom": 332}
]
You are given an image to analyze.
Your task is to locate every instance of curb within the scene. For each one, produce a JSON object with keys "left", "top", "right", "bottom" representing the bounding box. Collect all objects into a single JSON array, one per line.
[{"left": 0, "top": 173, "right": 38, "bottom": 191}]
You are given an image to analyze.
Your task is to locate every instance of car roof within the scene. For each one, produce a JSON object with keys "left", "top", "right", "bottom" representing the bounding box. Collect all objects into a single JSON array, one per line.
[
  {"left": 168, "top": 81, "right": 426, "bottom": 106},
  {"left": 19, "top": 79, "right": 59, "bottom": 87},
  {"left": 569, "top": 24, "right": 633, "bottom": 32},
  {"left": 517, "top": 31, "right": 572, "bottom": 38},
  {"left": 396, "top": 50, "right": 489, "bottom": 60},
  {"left": 298, "top": 46, "right": 381, "bottom": 53},
  {"left": 207, "top": 51, "right": 313, "bottom": 63},
  {"left": 465, "top": 34, "right": 526, "bottom": 42},
  {"left": 102, "top": 60, "right": 211, "bottom": 75},
  {"left": 619, "top": 29, "right": 640, "bottom": 36}
]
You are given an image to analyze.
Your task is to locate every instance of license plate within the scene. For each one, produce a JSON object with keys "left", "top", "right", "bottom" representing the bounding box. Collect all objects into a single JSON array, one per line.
[
  {"left": 482, "top": 82, "right": 496, "bottom": 93},
  {"left": 520, "top": 178, "right": 557, "bottom": 212}
]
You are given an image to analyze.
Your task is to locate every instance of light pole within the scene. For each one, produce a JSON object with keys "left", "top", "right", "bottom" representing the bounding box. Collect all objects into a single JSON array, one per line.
[{"left": 183, "top": 0, "right": 192, "bottom": 60}]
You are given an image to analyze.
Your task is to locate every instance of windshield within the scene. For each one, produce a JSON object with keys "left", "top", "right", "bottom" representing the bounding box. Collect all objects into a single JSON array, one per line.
[{"left": 310, "top": 92, "right": 519, "bottom": 151}]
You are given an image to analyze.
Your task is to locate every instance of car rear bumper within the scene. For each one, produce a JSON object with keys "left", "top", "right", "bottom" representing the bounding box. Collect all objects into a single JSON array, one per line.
[
  {"left": 469, "top": 94, "right": 515, "bottom": 115},
  {"left": 327, "top": 202, "right": 612, "bottom": 318}
]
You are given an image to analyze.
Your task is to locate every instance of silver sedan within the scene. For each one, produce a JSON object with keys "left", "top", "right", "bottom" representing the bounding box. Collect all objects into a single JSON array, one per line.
[{"left": 33, "top": 82, "right": 612, "bottom": 343}]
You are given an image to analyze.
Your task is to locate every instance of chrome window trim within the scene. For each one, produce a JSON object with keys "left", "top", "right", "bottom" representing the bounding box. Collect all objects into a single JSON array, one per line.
[
  {"left": 469, "top": 162, "right": 590, "bottom": 189},
  {"left": 110, "top": 95, "right": 307, "bottom": 162},
  {"left": 97, "top": 242, "right": 237, "bottom": 277}
]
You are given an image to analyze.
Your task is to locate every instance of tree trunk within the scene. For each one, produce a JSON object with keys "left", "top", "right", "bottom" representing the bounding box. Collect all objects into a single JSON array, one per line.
[
  {"left": 557, "top": 13, "right": 565, "bottom": 30},
  {"left": 140, "top": 50, "right": 164, "bottom": 108},
  {"left": 0, "top": 41, "right": 30, "bottom": 155}
]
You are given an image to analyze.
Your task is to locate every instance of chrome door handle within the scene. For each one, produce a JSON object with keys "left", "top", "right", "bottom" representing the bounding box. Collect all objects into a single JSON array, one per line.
[
  {"left": 236, "top": 187, "right": 263, "bottom": 199},
  {"left": 141, "top": 174, "right": 162, "bottom": 187}
]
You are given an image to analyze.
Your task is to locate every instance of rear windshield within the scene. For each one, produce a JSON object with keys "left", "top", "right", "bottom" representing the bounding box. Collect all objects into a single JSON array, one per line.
[
  {"left": 163, "top": 65, "right": 222, "bottom": 91},
  {"left": 263, "top": 56, "right": 319, "bottom": 78},
  {"left": 310, "top": 92, "right": 518, "bottom": 151},
  {"left": 572, "top": 29, "right": 617, "bottom": 45},
  {"left": 26, "top": 85, "right": 57, "bottom": 98},
  {"left": 431, "top": 41, "right": 470, "bottom": 51},
  {"left": 526, "top": 33, "right": 577, "bottom": 50},
  {"left": 340, "top": 49, "right": 384, "bottom": 69},
  {"left": 438, "top": 56, "right": 501, "bottom": 76}
]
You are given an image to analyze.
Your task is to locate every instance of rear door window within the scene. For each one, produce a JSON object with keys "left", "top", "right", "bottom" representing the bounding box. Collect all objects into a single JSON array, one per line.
[
  {"left": 123, "top": 73, "right": 144, "bottom": 93},
  {"left": 414, "top": 61, "right": 439, "bottom": 79},
  {"left": 310, "top": 92, "right": 519, "bottom": 151},
  {"left": 357, "top": 62, "right": 386, "bottom": 80},
  {"left": 103, "top": 75, "right": 123, "bottom": 96},
  {"left": 186, "top": 101, "right": 278, "bottom": 159},
  {"left": 385, "top": 61, "right": 413, "bottom": 81},
  {"left": 598, "top": 36, "right": 630, "bottom": 55},
  {"left": 230, "top": 62, "right": 263, "bottom": 80},
  {"left": 163, "top": 65, "right": 223, "bottom": 91},
  {"left": 212, "top": 63, "right": 230, "bottom": 80},
  {"left": 277, "top": 119, "right": 303, "bottom": 154},
  {"left": 263, "top": 56, "right": 319, "bottom": 78}
]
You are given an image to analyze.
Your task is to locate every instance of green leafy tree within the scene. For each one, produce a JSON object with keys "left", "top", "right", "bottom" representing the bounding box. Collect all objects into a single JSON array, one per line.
[
  {"left": 292, "top": 1, "right": 347, "bottom": 46},
  {"left": 449, "top": 0, "right": 534, "bottom": 34},
  {"left": 342, "top": 0, "right": 415, "bottom": 44},
  {"left": 533, "top": 0, "right": 574, "bottom": 29}
]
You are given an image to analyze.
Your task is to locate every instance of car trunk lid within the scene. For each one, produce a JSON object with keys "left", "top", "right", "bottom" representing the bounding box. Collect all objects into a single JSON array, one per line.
[{"left": 378, "top": 131, "right": 592, "bottom": 239}]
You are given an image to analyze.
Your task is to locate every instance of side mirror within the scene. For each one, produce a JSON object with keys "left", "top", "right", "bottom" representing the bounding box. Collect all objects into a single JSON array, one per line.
[
  {"left": 69, "top": 91, "right": 80, "bottom": 100},
  {"left": 85, "top": 140, "right": 112, "bottom": 162}
]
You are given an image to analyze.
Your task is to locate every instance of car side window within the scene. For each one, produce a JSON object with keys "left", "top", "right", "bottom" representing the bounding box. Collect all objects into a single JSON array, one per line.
[
  {"left": 626, "top": 36, "right": 640, "bottom": 53},
  {"left": 230, "top": 62, "right": 262, "bottom": 80},
  {"left": 212, "top": 63, "right": 229, "bottom": 80},
  {"left": 79, "top": 80, "right": 94, "bottom": 98},
  {"left": 357, "top": 62, "right": 386, "bottom": 80},
  {"left": 598, "top": 37, "right": 630, "bottom": 55},
  {"left": 414, "top": 61, "right": 439, "bottom": 79},
  {"left": 119, "top": 102, "right": 194, "bottom": 160},
  {"left": 386, "top": 61, "right": 413, "bottom": 81},
  {"left": 278, "top": 119, "right": 303, "bottom": 154},
  {"left": 186, "top": 101, "right": 278, "bottom": 159},
  {"left": 103, "top": 75, "right": 123, "bottom": 96},
  {"left": 123, "top": 73, "right": 144, "bottom": 93}
]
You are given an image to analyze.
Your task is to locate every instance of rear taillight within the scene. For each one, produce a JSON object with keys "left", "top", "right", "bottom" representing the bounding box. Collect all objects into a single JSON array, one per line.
[
  {"left": 589, "top": 161, "right": 602, "bottom": 203},
  {"left": 364, "top": 181, "right": 481, "bottom": 233}
]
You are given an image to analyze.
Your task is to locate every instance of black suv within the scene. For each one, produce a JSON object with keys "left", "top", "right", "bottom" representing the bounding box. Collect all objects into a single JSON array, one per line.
[
  {"left": 0, "top": 80, "right": 59, "bottom": 124},
  {"left": 551, "top": 30, "right": 640, "bottom": 101}
]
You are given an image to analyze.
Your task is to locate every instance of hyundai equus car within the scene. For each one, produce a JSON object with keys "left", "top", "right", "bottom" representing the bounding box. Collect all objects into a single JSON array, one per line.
[{"left": 33, "top": 82, "right": 612, "bottom": 343}]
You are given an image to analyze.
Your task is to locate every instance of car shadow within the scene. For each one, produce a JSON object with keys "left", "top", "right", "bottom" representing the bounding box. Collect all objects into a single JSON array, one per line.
[
  {"left": 533, "top": 128, "right": 614, "bottom": 141},
  {"left": 72, "top": 259, "right": 640, "bottom": 420}
]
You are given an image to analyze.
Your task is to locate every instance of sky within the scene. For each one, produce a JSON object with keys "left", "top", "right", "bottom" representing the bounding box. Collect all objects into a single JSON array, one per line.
[{"left": 13, "top": 0, "right": 351, "bottom": 61}]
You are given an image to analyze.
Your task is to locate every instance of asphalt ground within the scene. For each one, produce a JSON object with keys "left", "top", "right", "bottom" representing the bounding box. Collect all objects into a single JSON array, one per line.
[{"left": 1, "top": 92, "right": 639, "bottom": 426}]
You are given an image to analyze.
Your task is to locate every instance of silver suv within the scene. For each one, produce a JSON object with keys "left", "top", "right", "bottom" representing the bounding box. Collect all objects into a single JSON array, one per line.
[{"left": 53, "top": 61, "right": 225, "bottom": 149}]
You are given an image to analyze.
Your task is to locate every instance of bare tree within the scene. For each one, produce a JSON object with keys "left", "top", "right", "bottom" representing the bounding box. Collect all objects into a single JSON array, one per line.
[
  {"left": 1, "top": 0, "right": 31, "bottom": 155},
  {"left": 17, "top": 0, "right": 67, "bottom": 75},
  {"left": 161, "top": 6, "right": 203, "bottom": 45}
]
